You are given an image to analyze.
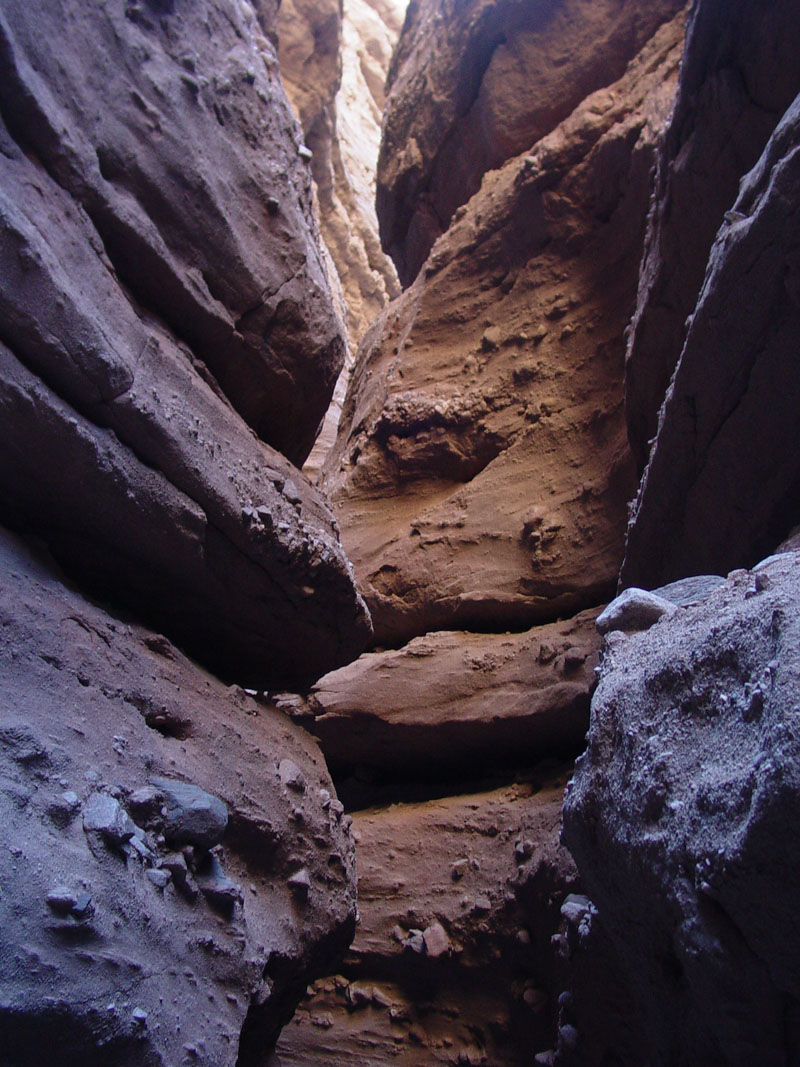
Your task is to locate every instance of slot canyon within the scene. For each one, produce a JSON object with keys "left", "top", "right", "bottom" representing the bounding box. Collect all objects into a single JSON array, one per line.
[{"left": 2, "top": 1, "right": 800, "bottom": 1065}]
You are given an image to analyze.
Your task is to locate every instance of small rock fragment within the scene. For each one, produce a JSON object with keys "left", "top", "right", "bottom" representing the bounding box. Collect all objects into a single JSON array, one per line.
[
  {"left": 279, "top": 759, "right": 306, "bottom": 792},
  {"left": 46, "top": 887, "right": 77, "bottom": 915},
  {"left": 288, "top": 868, "right": 312, "bottom": 899},
  {"left": 596, "top": 588, "right": 676, "bottom": 635},
  {"left": 150, "top": 778, "right": 228, "bottom": 849},
  {"left": 195, "top": 855, "right": 242, "bottom": 911},
  {"left": 146, "top": 868, "right": 171, "bottom": 889},
  {"left": 83, "top": 792, "right": 136, "bottom": 846},
  {"left": 422, "top": 921, "right": 450, "bottom": 958}
]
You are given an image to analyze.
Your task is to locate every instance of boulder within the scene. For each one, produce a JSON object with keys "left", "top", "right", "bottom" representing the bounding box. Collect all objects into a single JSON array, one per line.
[
  {"left": 276, "top": 772, "right": 577, "bottom": 1066},
  {"left": 302, "top": 609, "right": 600, "bottom": 779},
  {"left": 324, "top": 14, "right": 685, "bottom": 646},
  {"left": 0, "top": 0, "right": 345, "bottom": 465},
  {"left": 622, "top": 92, "right": 800, "bottom": 590},
  {"left": 0, "top": 108, "right": 371, "bottom": 688},
  {"left": 563, "top": 552, "right": 800, "bottom": 1065},
  {"left": 0, "top": 524, "right": 357, "bottom": 1066},
  {"left": 624, "top": 0, "right": 800, "bottom": 467},
  {"left": 377, "top": 0, "right": 687, "bottom": 284}
]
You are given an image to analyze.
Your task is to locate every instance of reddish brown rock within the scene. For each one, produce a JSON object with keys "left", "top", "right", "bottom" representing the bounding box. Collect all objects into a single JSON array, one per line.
[
  {"left": 0, "top": 524, "right": 356, "bottom": 1066},
  {"left": 0, "top": 110, "right": 370, "bottom": 689},
  {"left": 302, "top": 609, "right": 600, "bottom": 779},
  {"left": 377, "top": 0, "right": 687, "bottom": 284},
  {"left": 0, "top": 0, "right": 344, "bottom": 465},
  {"left": 276, "top": 773, "right": 577, "bottom": 1065},
  {"left": 324, "top": 15, "right": 685, "bottom": 647},
  {"left": 621, "top": 91, "right": 800, "bottom": 590},
  {"left": 624, "top": 0, "right": 800, "bottom": 468}
]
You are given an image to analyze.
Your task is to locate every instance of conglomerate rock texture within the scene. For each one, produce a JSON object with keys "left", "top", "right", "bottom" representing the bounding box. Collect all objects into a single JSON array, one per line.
[
  {"left": 0, "top": 525, "right": 356, "bottom": 1067},
  {"left": 564, "top": 552, "right": 800, "bottom": 1067},
  {"left": 377, "top": 0, "right": 686, "bottom": 284},
  {"left": 624, "top": 0, "right": 800, "bottom": 468},
  {"left": 325, "top": 12, "right": 685, "bottom": 648},
  {"left": 277, "top": 771, "right": 577, "bottom": 1066}
]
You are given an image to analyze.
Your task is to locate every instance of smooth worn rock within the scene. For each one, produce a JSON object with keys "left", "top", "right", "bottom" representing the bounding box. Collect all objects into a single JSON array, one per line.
[
  {"left": 324, "top": 15, "right": 685, "bottom": 646},
  {"left": 595, "top": 588, "right": 675, "bottom": 636},
  {"left": 277, "top": 772, "right": 578, "bottom": 1066},
  {"left": 150, "top": 778, "right": 228, "bottom": 851},
  {"left": 0, "top": 524, "right": 356, "bottom": 1067},
  {"left": 303, "top": 609, "right": 601, "bottom": 778},
  {"left": 564, "top": 552, "right": 800, "bottom": 1065},
  {"left": 377, "top": 0, "right": 686, "bottom": 284},
  {"left": 0, "top": 111, "right": 370, "bottom": 687},
  {"left": 622, "top": 92, "right": 800, "bottom": 590},
  {"left": 624, "top": 0, "right": 800, "bottom": 467},
  {"left": 0, "top": 0, "right": 346, "bottom": 465},
  {"left": 652, "top": 574, "right": 725, "bottom": 607}
]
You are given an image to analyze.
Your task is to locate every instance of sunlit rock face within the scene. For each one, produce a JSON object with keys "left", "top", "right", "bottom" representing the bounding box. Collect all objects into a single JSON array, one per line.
[
  {"left": 279, "top": 0, "right": 403, "bottom": 479},
  {"left": 377, "top": 0, "right": 687, "bottom": 286},
  {"left": 323, "top": 13, "right": 685, "bottom": 648}
]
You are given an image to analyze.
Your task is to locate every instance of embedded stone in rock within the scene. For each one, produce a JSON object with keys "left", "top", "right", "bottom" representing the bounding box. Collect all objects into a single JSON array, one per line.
[
  {"left": 621, "top": 92, "right": 800, "bottom": 590},
  {"left": 150, "top": 778, "right": 228, "bottom": 850},
  {"left": 563, "top": 551, "right": 800, "bottom": 1064},
  {"left": 324, "top": 14, "right": 685, "bottom": 645},
  {"left": 595, "top": 589, "right": 676, "bottom": 636},
  {"left": 624, "top": 0, "right": 800, "bottom": 467},
  {"left": 82, "top": 793, "right": 136, "bottom": 847},
  {"left": 378, "top": 0, "right": 687, "bottom": 284},
  {"left": 0, "top": 0, "right": 346, "bottom": 465},
  {"left": 0, "top": 524, "right": 357, "bottom": 1066}
]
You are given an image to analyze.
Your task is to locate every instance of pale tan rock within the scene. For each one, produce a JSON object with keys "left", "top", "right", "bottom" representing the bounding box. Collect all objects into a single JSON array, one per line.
[
  {"left": 305, "top": 609, "right": 600, "bottom": 776},
  {"left": 276, "top": 775, "right": 577, "bottom": 1065},
  {"left": 324, "top": 15, "right": 686, "bottom": 646},
  {"left": 378, "top": 0, "right": 688, "bottom": 283}
]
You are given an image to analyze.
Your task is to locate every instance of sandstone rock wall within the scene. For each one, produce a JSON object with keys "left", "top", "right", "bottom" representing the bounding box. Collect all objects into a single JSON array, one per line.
[
  {"left": 377, "top": 0, "right": 687, "bottom": 285},
  {"left": 325, "top": 12, "right": 685, "bottom": 648}
]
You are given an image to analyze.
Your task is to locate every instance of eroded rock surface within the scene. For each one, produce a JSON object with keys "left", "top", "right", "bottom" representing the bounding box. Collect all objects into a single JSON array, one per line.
[
  {"left": 564, "top": 552, "right": 800, "bottom": 1066},
  {"left": 277, "top": 773, "right": 577, "bottom": 1066},
  {"left": 298, "top": 609, "right": 599, "bottom": 780},
  {"left": 624, "top": 0, "right": 800, "bottom": 467},
  {"left": 0, "top": 107, "right": 370, "bottom": 688},
  {"left": 377, "top": 0, "right": 686, "bottom": 284},
  {"left": 325, "top": 14, "right": 685, "bottom": 647},
  {"left": 0, "top": 525, "right": 356, "bottom": 1067},
  {"left": 622, "top": 91, "right": 800, "bottom": 590},
  {"left": 0, "top": 0, "right": 344, "bottom": 465}
]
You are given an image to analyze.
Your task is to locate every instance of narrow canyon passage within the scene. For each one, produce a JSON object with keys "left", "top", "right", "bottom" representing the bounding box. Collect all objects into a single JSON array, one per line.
[{"left": 2, "top": 1, "right": 800, "bottom": 1066}]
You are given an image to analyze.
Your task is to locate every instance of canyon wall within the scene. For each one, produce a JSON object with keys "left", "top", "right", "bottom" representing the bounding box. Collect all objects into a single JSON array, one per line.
[{"left": 0, "top": 0, "right": 369, "bottom": 1062}]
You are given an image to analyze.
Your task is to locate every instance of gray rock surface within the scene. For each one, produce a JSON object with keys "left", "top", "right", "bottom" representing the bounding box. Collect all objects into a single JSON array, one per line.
[
  {"left": 149, "top": 778, "right": 229, "bottom": 850},
  {"left": 652, "top": 574, "right": 725, "bottom": 607},
  {"left": 624, "top": 0, "right": 800, "bottom": 467},
  {"left": 563, "top": 552, "right": 800, "bottom": 1065},
  {"left": 622, "top": 91, "right": 800, "bottom": 590},
  {"left": 0, "top": 98, "right": 371, "bottom": 687},
  {"left": 0, "top": 0, "right": 345, "bottom": 465},
  {"left": 0, "top": 524, "right": 356, "bottom": 1067}
]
